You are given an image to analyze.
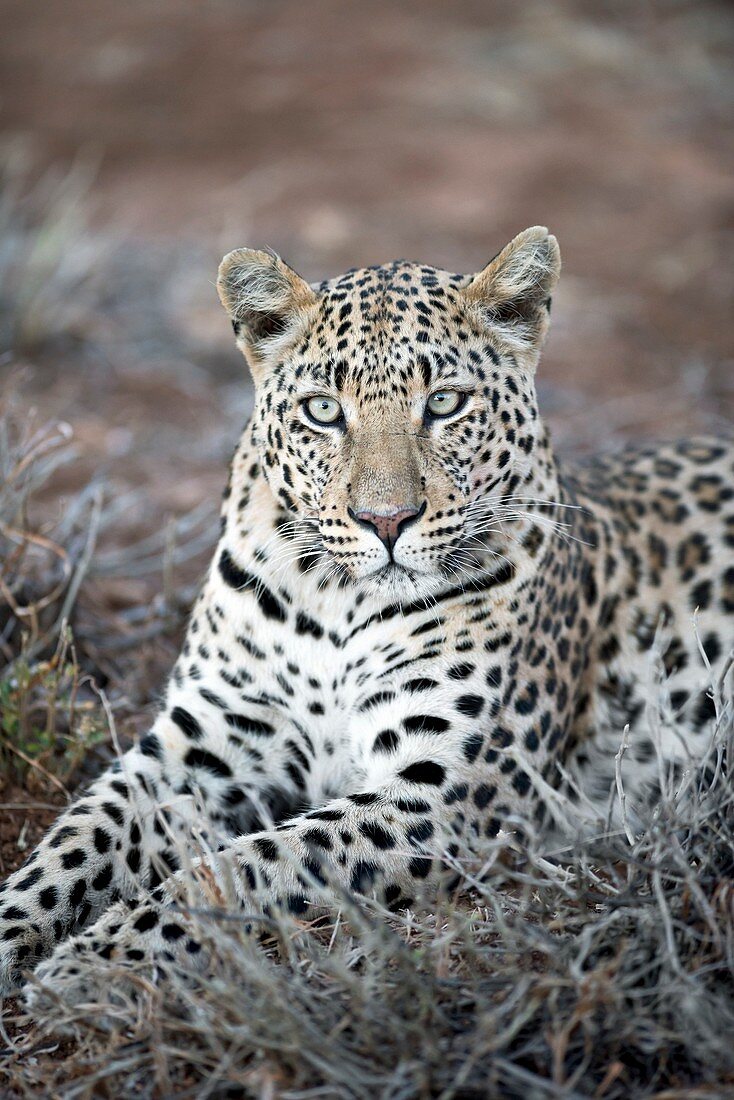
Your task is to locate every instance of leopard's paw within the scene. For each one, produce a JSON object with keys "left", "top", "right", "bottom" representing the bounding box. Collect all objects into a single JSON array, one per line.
[
  {"left": 23, "top": 896, "right": 206, "bottom": 1019},
  {"left": 0, "top": 923, "right": 45, "bottom": 995}
]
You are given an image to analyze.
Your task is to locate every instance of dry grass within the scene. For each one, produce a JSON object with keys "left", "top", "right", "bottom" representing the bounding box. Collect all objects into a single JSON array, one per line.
[
  {"left": 2, "top": 666, "right": 732, "bottom": 1098},
  {"left": 0, "top": 149, "right": 106, "bottom": 355},
  {"left": 0, "top": 376, "right": 213, "bottom": 795}
]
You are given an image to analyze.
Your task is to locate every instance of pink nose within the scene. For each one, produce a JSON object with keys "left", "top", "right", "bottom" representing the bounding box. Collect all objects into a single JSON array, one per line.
[{"left": 349, "top": 503, "right": 425, "bottom": 552}]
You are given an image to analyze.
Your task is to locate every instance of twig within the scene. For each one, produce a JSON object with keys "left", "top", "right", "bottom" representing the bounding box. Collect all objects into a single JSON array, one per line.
[{"left": 614, "top": 724, "right": 635, "bottom": 846}]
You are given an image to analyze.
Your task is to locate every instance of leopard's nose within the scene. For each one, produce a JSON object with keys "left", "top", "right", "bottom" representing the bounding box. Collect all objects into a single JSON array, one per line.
[{"left": 348, "top": 502, "right": 426, "bottom": 552}]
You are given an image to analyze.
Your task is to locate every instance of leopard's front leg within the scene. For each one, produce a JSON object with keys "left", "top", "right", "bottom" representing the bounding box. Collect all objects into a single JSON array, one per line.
[
  {"left": 26, "top": 680, "right": 556, "bottom": 1013},
  {"left": 0, "top": 685, "right": 301, "bottom": 994},
  {"left": 25, "top": 777, "right": 449, "bottom": 1013}
]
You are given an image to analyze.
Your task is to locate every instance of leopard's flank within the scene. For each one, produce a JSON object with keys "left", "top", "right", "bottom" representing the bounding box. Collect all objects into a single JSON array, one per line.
[{"left": 2, "top": 227, "right": 732, "bottom": 1008}]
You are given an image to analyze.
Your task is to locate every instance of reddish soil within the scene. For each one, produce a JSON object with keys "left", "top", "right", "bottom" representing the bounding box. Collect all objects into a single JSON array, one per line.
[{"left": 0, "top": 787, "right": 64, "bottom": 882}]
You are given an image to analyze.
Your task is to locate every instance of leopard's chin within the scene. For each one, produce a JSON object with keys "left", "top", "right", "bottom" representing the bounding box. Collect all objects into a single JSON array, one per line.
[{"left": 356, "top": 562, "right": 445, "bottom": 605}]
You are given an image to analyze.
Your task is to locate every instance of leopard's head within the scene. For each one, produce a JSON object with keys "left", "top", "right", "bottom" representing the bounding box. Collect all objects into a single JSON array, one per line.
[{"left": 217, "top": 227, "right": 560, "bottom": 600}]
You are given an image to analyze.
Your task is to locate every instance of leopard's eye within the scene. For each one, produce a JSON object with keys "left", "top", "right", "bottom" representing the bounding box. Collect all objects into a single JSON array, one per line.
[
  {"left": 426, "top": 390, "right": 465, "bottom": 418},
  {"left": 304, "top": 396, "right": 343, "bottom": 425}
]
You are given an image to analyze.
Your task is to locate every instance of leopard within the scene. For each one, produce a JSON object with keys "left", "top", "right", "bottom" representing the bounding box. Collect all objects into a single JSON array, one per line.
[{"left": 2, "top": 226, "right": 733, "bottom": 1011}]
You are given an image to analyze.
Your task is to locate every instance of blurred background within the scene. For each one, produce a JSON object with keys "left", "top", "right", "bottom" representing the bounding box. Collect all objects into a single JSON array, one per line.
[{"left": 1, "top": 0, "right": 733, "bottom": 721}]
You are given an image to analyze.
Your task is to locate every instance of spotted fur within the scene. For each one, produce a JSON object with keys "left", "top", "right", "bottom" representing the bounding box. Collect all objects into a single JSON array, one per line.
[{"left": 2, "top": 227, "right": 732, "bottom": 1007}]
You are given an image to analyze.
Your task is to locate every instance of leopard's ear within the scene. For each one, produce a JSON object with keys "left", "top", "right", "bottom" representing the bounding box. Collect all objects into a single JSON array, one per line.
[
  {"left": 217, "top": 249, "right": 318, "bottom": 372},
  {"left": 461, "top": 227, "right": 560, "bottom": 366}
]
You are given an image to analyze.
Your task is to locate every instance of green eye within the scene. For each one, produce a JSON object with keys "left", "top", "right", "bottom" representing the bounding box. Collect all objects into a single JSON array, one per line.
[
  {"left": 305, "top": 395, "right": 343, "bottom": 425},
  {"left": 426, "top": 390, "right": 464, "bottom": 417}
]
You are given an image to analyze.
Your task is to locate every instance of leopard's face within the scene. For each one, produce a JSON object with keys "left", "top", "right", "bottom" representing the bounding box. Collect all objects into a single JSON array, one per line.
[{"left": 218, "top": 230, "right": 560, "bottom": 599}]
